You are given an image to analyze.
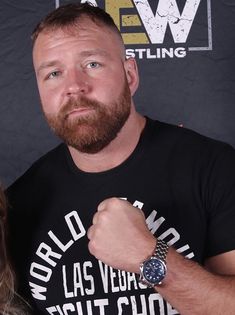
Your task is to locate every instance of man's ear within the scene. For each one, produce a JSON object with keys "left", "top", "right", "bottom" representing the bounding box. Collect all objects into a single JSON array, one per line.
[{"left": 124, "top": 57, "right": 139, "bottom": 96}]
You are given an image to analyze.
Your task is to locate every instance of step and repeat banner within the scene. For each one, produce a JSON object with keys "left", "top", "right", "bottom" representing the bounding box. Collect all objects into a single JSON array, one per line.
[{"left": 0, "top": 0, "right": 235, "bottom": 186}]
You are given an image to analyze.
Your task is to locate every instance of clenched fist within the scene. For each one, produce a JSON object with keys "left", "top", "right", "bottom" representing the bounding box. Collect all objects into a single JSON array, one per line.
[{"left": 87, "top": 197, "right": 156, "bottom": 273}]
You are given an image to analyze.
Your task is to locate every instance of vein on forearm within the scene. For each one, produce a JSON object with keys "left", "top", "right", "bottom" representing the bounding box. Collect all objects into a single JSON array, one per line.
[{"left": 155, "top": 248, "right": 235, "bottom": 315}]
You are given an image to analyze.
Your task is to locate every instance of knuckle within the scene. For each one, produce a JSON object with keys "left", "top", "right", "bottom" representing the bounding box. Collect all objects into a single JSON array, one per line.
[
  {"left": 109, "top": 197, "right": 122, "bottom": 208},
  {"left": 88, "top": 239, "right": 97, "bottom": 255},
  {"left": 88, "top": 239, "right": 102, "bottom": 260},
  {"left": 98, "top": 211, "right": 108, "bottom": 224}
]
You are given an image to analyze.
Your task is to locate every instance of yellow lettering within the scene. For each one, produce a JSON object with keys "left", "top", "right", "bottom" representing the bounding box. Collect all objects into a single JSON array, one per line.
[
  {"left": 122, "top": 14, "right": 141, "bottom": 27},
  {"left": 106, "top": 0, "right": 148, "bottom": 45},
  {"left": 106, "top": 0, "right": 133, "bottom": 29},
  {"left": 122, "top": 33, "right": 149, "bottom": 45}
]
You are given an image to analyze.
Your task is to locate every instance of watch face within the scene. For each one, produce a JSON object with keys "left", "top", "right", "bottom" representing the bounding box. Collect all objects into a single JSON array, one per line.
[{"left": 143, "top": 258, "right": 166, "bottom": 284}]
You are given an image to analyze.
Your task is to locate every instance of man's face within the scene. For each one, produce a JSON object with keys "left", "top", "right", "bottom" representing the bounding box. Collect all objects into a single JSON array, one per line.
[{"left": 33, "top": 19, "right": 137, "bottom": 153}]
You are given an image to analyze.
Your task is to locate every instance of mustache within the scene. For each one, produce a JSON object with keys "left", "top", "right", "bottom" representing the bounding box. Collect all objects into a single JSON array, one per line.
[{"left": 61, "top": 97, "right": 101, "bottom": 115}]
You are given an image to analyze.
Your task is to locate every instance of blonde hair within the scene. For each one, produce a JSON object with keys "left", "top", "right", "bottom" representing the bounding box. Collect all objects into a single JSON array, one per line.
[{"left": 0, "top": 188, "right": 29, "bottom": 315}]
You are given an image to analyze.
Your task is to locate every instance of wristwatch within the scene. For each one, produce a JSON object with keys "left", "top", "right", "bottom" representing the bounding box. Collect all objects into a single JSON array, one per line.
[{"left": 139, "top": 239, "right": 169, "bottom": 287}]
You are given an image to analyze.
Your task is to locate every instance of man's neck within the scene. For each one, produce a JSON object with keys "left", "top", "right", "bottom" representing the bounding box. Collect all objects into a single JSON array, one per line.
[{"left": 68, "top": 110, "right": 146, "bottom": 173}]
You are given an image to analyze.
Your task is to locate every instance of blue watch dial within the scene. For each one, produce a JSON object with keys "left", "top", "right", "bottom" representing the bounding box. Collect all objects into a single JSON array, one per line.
[{"left": 143, "top": 257, "right": 166, "bottom": 284}]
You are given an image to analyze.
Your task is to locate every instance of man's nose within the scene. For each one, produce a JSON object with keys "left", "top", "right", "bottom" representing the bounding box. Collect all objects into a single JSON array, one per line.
[{"left": 65, "top": 69, "right": 90, "bottom": 96}]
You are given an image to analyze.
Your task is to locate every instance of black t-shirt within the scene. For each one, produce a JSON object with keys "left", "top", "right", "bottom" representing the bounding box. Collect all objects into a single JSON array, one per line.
[{"left": 7, "top": 118, "right": 235, "bottom": 315}]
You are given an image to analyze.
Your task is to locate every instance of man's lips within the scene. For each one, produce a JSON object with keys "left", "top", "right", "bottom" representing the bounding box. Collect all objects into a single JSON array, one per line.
[{"left": 65, "top": 107, "right": 95, "bottom": 118}]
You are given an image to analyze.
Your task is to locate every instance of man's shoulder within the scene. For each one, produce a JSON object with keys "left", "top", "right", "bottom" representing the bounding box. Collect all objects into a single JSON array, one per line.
[
  {"left": 7, "top": 143, "right": 66, "bottom": 195},
  {"left": 144, "top": 118, "right": 235, "bottom": 172},
  {"left": 149, "top": 118, "right": 234, "bottom": 153}
]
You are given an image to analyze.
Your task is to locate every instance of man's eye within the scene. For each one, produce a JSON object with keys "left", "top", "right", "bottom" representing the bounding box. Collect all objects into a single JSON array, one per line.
[
  {"left": 47, "top": 71, "right": 60, "bottom": 79},
  {"left": 87, "top": 62, "right": 100, "bottom": 69}
]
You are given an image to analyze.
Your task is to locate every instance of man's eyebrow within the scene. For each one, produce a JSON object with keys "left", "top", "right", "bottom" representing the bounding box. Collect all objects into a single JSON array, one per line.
[
  {"left": 36, "top": 50, "right": 110, "bottom": 75},
  {"left": 79, "top": 49, "right": 110, "bottom": 58},
  {"left": 37, "top": 61, "right": 60, "bottom": 75}
]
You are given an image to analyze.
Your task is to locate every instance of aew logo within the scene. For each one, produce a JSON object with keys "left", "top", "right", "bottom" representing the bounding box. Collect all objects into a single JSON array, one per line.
[{"left": 55, "top": 0, "right": 212, "bottom": 60}]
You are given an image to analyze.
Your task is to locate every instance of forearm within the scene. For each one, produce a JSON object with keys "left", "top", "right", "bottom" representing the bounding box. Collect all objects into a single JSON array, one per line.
[
  {"left": 156, "top": 248, "right": 235, "bottom": 315},
  {"left": 88, "top": 198, "right": 235, "bottom": 314}
]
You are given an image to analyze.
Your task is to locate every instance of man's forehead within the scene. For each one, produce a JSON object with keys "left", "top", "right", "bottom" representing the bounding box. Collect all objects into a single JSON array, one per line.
[{"left": 33, "top": 20, "right": 125, "bottom": 60}]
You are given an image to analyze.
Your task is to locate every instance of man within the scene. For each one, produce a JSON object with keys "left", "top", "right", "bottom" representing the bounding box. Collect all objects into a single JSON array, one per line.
[{"left": 7, "top": 3, "right": 235, "bottom": 315}]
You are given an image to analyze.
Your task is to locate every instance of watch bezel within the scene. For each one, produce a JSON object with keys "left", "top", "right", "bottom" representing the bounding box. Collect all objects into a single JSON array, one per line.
[{"left": 140, "top": 256, "right": 167, "bottom": 287}]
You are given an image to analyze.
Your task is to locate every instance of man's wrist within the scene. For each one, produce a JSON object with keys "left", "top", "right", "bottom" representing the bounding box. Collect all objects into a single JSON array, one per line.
[{"left": 139, "top": 238, "right": 169, "bottom": 287}]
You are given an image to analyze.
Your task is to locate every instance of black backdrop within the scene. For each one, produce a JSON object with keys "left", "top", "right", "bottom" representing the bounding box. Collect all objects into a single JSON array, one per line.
[{"left": 0, "top": 0, "right": 235, "bottom": 187}]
